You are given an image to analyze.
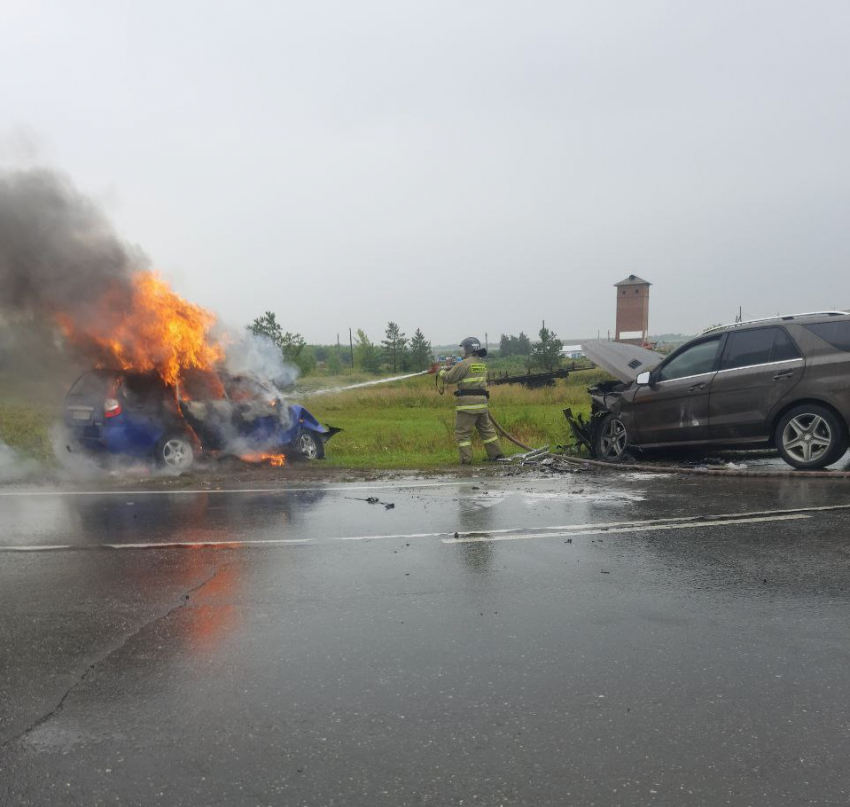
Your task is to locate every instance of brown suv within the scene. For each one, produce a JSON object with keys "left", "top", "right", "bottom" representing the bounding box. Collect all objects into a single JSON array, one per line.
[{"left": 582, "top": 312, "right": 850, "bottom": 469}]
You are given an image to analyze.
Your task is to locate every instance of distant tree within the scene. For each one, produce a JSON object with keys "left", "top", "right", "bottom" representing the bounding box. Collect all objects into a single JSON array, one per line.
[
  {"left": 326, "top": 348, "right": 343, "bottom": 374},
  {"left": 516, "top": 331, "right": 532, "bottom": 356},
  {"left": 355, "top": 329, "right": 383, "bottom": 374},
  {"left": 296, "top": 345, "right": 316, "bottom": 375},
  {"left": 248, "top": 311, "right": 284, "bottom": 345},
  {"left": 408, "top": 328, "right": 433, "bottom": 371},
  {"left": 279, "top": 332, "right": 306, "bottom": 365},
  {"left": 530, "top": 325, "right": 563, "bottom": 372},
  {"left": 248, "top": 312, "right": 312, "bottom": 375},
  {"left": 382, "top": 321, "right": 408, "bottom": 373},
  {"left": 498, "top": 332, "right": 532, "bottom": 357}
]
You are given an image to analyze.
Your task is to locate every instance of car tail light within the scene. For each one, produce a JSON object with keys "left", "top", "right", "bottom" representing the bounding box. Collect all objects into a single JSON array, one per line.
[{"left": 104, "top": 398, "right": 122, "bottom": 418}]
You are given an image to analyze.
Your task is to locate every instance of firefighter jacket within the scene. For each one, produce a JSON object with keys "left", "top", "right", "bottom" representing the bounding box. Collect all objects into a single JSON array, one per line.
[{"left": 439, "top": 356, "right": 490, "bottom": 412}]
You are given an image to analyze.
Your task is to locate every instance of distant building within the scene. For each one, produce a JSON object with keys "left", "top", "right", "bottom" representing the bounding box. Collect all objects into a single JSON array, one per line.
[
  {"left": 560, "top": 344, "right": 585, "bottom": 360},
  {"left": 615, "top": 275, "right": 651, "bottom": 344}
]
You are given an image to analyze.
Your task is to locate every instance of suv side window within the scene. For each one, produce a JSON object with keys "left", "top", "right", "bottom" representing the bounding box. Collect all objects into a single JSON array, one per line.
[
  {"left": 804, "top": 320, "right": 850, "bottom": 352},
  {"left": 720, "top": 327, "right": 801, "bottom": 370},
  {"left": 658, "top": 337, "right": 721, "bottom": 382}
]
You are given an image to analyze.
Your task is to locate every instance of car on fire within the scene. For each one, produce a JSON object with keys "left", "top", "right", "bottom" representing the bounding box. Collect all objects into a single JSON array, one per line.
[
  {"left": 64, "top": 368, "right": 339, "bottom": 470},
  {"left": 578, "top": 311, "right": 850, "bottom": 470}
]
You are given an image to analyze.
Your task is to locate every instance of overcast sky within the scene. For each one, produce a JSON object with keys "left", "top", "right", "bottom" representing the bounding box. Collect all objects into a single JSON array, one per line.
[{"left": 1, "top": 1, "right": 848, "bottom": 344}]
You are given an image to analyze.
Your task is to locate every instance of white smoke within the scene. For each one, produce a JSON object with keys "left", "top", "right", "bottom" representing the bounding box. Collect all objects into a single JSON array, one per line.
[
  {"left": 223, "top": 332, "right": 300, "bottom": 395},
  {"left": 0, "top": 437, "right": 39, "bottom": 482},
  {"left": 50, "top": 423, "right": 106, "bottom": 479}
]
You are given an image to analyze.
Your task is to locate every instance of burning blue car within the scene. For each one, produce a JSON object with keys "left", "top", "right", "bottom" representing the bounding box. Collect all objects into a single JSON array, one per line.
[{"left": 64, "top": 368, "right": 339, "bottom": 470}]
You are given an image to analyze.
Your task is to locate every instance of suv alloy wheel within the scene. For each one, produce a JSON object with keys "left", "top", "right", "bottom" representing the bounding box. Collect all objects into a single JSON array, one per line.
[{"left": 776, "top": 404, "right": 848, "bottom": 469}]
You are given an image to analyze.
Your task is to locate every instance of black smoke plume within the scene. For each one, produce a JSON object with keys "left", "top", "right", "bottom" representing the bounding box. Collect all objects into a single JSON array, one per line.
[{"left": 0, "top": 167, "right": 145, "bottom": 376}]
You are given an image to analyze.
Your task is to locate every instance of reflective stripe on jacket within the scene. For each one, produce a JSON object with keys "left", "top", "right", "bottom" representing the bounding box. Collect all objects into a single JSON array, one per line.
[{"left": 439, "top": 356, "right": 489, "bottom": 410}]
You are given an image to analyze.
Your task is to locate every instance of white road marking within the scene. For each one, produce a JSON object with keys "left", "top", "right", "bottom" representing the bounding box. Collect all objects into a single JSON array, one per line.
[
  {"left": 336, "top": 503, "right": 850, "bottom": 542},
  {"left": 0, "top": 504, "right": 844, "bottom": 552},
  {"left": 443, "top": 513, "right": 811, "bottom": 543}
]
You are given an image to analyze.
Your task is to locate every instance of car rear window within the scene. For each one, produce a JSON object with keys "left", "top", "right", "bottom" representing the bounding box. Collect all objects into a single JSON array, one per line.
[
  {"left": 69, "top": 372, "right": 114, "bottom": 398},
  {"left": 804, "top": 320, "right": 850, "bottom": 352},
  {"left": 120, "top": 373, "right": 170, "bottom": 407},
  {"left": 721, "top": 327, "right": 801, "bottom": 370}
]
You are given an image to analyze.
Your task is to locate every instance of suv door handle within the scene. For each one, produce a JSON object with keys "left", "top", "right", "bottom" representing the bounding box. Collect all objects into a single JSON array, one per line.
[
  {"left": 773, "top": 370, "right": 795, "bottom": 381},
  {"left": 688, "top": 382, "right": 707, "bottom": 392}
]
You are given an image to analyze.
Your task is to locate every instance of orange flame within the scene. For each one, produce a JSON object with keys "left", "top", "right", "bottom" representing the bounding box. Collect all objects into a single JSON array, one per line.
[
  {"left": 56, "top": 271, "right": 224, "bottom": 386},
  {"left": 241, "top": 452, "right": 286, "bottom": 467}
]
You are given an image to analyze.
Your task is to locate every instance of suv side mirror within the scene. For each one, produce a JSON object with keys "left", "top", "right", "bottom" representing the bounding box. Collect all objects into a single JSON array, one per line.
[{"left": 636, "top": 371, "right": 651, "bottom": 385}]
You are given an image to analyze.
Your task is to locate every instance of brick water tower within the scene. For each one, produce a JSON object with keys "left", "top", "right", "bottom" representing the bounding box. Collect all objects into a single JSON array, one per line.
[{"left": 614, "top": 275, "right": 651, "bottom": 344}]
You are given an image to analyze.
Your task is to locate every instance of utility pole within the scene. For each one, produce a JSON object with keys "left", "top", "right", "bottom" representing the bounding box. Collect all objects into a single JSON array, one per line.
[
  {"left": 485, "top": 332, "right": 488, "bottom": 351},
  {"left": 348, "top": 328, "right": 354, "bottom": 376}
]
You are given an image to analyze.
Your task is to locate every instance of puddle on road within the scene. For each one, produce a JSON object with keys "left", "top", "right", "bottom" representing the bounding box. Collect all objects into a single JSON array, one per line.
[{"left": 460, "top": 485, "right": 646, "bottom": 513}]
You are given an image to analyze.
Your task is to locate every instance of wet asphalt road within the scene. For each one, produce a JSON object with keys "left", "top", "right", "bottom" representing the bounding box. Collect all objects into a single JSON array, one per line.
[{"left": 1, "top": 471, "right": 849, "bottom": 806}]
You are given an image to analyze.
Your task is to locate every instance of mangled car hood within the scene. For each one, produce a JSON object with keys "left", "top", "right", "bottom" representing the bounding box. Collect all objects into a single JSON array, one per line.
[{"left": 581, "top": 340, "right": 663, "bottom": 383}]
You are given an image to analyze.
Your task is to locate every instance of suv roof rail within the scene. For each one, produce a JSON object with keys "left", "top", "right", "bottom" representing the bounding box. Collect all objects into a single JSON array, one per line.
[{"left": 702, "top": 311, "right": 848, "bottom": 335}]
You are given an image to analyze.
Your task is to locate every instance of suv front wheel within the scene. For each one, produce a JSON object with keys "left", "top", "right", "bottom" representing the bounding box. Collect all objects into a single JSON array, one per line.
[
  {"left": 593, "top": 415, "right": 630, "bottom": 462},
  {"left": 776, "top": 404, "right": 848, "bottom": 470}
]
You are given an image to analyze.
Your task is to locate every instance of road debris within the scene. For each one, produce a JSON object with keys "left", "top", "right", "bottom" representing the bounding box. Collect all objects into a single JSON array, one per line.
[{"left": 347, "top": 495, "right": 396, "bottom": 509}]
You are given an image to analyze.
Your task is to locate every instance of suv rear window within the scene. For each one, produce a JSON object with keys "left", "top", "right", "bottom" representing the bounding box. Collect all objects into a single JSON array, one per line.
[
  {"left": 720, "top": 327, "right": 801, "bottom": 370},
  {"left": 804, "top": 320, "right": 850, "bottom": 352}
]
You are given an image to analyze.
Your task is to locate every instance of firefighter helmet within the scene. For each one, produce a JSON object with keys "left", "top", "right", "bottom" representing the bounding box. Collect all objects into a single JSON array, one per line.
[{"left": 460, "top": 336, "right": 487, "bottom": 357}]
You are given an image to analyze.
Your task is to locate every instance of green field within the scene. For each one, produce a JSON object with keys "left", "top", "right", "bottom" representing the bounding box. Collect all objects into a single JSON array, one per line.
[
  {"left": 0, "top": 370, "right": 608, "bottom": 470},
  {"left": 304, "top": 370, "right": 607, "bottom": 468},
  {"left": 0, "top": 402, "right": 58, "bottom": 464}
]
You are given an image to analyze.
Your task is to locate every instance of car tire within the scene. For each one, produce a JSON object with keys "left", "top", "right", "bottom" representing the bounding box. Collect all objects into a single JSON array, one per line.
[
  {"left": 156, "top": 433, "right": 195, "bottom": 471},
  {"left": 775, "top": 404, "right": 848, "bottom": 470},
  {"left": 296, "top": 430, "right": 325, "bottom": 460},
  {"left": 593, "top": 414, "right": 630, "bottom": 462}
]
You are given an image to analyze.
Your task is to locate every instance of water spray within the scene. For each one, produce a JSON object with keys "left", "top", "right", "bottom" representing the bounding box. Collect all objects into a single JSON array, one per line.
[{"left": 301, "top": 370, "right": 431, "bottom": 397}]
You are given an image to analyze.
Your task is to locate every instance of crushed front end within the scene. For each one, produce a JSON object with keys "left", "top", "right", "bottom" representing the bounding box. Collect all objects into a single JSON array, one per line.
[{"left": 563, "top": 379, "right": 629, "bottom": 457}]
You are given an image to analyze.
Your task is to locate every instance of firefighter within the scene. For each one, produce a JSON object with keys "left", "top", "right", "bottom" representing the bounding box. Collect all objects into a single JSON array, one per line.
[{"left": 439, "top": 337, "right": 504, "bottom": 464}]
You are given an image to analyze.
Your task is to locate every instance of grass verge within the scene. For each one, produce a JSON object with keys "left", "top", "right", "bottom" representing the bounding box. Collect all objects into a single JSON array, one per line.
[
  {"left": 0, "top": 403, "right": 58, "bottom": 464},
  {"left": 305, "top": 371, "right": 606, "bottom": 468}
]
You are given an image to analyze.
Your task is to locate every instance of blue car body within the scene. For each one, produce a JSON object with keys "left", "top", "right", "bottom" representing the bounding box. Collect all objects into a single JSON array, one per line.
[{"left": 64, "top": 369, "right": 337, "bottom": 463}]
